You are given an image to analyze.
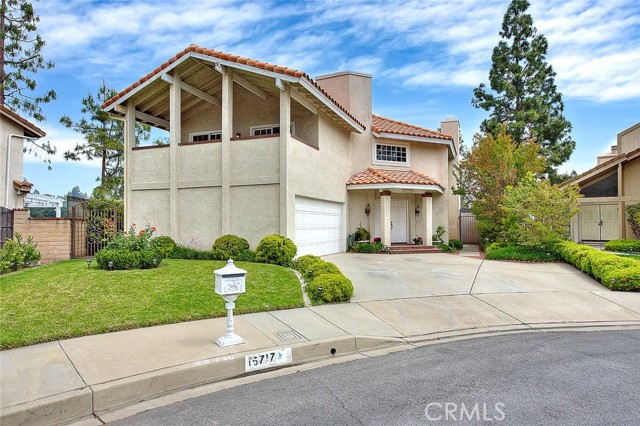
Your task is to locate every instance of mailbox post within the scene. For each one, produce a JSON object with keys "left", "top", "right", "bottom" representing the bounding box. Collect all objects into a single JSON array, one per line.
[{"left": 214, "top": 259, "right": 247, "bottom": 347}]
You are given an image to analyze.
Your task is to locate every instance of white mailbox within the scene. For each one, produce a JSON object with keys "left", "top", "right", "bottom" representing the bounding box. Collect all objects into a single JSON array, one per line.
[{"left": 214, "top": 259, "right": 247, "bottom": 347}]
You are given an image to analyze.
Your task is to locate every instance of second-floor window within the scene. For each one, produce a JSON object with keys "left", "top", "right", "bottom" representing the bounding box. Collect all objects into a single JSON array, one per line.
[
  {"left": 250, "top": 123, "right": 295, "bottom": 137},
  {"left": 189, "top": 131, "right": 221, "bottom": 142},
  {"left": 375, "top": 143, "right": 408, "bottom": 165}
]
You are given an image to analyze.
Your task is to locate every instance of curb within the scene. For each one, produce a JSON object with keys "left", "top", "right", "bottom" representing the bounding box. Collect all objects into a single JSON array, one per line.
[{"left": 3, "top": 323, "right": 639, "bottom": 426}]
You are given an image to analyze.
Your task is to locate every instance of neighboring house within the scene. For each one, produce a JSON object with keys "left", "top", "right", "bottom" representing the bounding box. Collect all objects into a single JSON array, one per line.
[
  {"left": 0, "top": 105, "right": 46, "bottom": 209},
  {"left": 562, "top": 122, "right": 640, "bottom": 242},
  {"left": 102, "top": 45, "right": 460, "bottom": 256}
]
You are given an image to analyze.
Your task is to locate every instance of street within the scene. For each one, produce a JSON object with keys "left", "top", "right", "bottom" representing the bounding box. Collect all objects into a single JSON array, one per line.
[{"left": 109, "top": 330, "right": 640, "bottom": 425}]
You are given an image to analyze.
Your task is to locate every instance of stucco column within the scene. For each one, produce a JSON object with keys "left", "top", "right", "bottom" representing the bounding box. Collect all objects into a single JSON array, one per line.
[
  {"left": 423, "top": 193, "right": 433, "bottom": 246},
  {"left": 380, "top": 191, "right": 391, "bottom": 246},
  {"left": 221, "top": 68, "right": 234, "bottom": 234},
  {"left": 279, "top": 84, "right": 293, "bottom": 238},
  {"left": 124, "top": 102, "right": 136, "bottom": 228},
  {"left": 169, "top": 74, "right": 181, "bottom": 239}
]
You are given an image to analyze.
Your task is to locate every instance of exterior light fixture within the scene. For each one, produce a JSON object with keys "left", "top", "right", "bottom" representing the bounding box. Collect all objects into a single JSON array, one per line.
[
  {"left": 415, "top": 205, "right": 421, "bottom": 217},
  {"left": 365, "top": 204, "right": 371, "bottom": 216},
  {"left": 235, "top": 132, "right": 241, "bottom": 138},
  {"left": 87, "top": 259, "right": 92, "bottom": 268},
  {"left": 152, "top": 258, "right": 158, "bottom": 267},
  {"left": 108, "top": 261, "right": 114, "bottom": 271}
]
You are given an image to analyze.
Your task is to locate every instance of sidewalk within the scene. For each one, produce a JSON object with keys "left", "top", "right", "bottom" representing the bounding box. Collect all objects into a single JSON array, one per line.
[{"left": 2, "top": 255, "right": 640, "bottom": 426}]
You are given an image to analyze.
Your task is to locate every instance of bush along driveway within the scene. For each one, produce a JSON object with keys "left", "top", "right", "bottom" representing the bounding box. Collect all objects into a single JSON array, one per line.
[{"left": 0, "top": 259, "right": 303, "bottom": 349}]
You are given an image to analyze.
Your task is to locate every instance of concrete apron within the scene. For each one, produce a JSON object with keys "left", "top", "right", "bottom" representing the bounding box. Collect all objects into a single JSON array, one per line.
[{"left": 3, "top": 255, "right": 640, "bottom": 425}]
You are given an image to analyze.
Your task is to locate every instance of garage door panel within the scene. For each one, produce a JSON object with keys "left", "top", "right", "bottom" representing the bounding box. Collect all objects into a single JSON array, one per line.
[{"left": 295, "top": 197, "right": 343, "bottom": 256}]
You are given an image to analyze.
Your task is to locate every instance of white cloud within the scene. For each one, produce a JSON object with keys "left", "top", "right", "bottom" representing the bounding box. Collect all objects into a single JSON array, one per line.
[{"left": 23, "top": 125, "right": 101, "bottom": 167}]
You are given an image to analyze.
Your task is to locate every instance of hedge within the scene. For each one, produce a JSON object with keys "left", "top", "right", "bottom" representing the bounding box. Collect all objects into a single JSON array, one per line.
[
  {"left": 96, "top": 249, "right": 161, "bottom": 270},
  {"left": 302, "top": 260, "right": 341, "bottom": 282},
  {"left": 555, "top": 241, "right": 639, "bottom": 291},
  {"left": 604, "top": 239, "right": 640, "bottom": 253}
]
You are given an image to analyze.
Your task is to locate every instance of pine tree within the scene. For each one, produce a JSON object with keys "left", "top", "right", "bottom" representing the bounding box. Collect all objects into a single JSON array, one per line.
[
  {"left": 472, "top": 0, "right": 574, "bottom": 179},
  {"left": 60, "top": 82, "right": 150, "bottom": 200},
  {"left": 1, "top": 0, "right": 56, "bottom": 121}
]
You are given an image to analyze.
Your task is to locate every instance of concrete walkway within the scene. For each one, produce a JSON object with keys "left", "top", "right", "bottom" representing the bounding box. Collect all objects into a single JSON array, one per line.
[{"left": 2, "top": 254, "right": 640, "bottom": 426}]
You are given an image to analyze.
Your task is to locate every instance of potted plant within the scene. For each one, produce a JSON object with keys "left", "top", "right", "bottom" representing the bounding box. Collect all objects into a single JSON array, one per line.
[
  {"left": 413, "top": 236, "right": 423, "bottom": 245},
  {"left": 432, "top": 225, "right": 446, "bottom": 244},
  {"left": 354, "top": 226, "right": 371, "bottom": 242}
]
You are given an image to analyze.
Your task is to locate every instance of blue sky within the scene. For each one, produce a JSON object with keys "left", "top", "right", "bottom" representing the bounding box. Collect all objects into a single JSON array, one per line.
[{"left": 22, "top": 0, "right": 640, "bottom": 196}]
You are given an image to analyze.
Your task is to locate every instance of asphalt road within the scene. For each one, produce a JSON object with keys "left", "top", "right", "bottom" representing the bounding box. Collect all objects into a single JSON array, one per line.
[{"left": 110, "top": 330, "right": 640, "bottom": 425}]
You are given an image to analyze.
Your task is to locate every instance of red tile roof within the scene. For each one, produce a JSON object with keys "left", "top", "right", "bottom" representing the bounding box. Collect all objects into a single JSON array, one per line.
[
  {"left": 102, "top": 45, "right": 365, "bottom": 130},
  {"left": 0, "top": 105, "right": 46, "bottom": 138},
  {"left": 347, "top": 167, "right": 443, "bottom": 189},
  {"left": 372, "top": 115, "right": 452, "bottom": 141},
  {"left": 561, "top": 146, "right": 640, "bottom": 187}
]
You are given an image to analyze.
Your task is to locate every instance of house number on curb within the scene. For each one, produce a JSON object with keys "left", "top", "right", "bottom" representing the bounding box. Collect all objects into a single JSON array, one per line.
[
  {"left": 214, "top": 259, "right": 247, "bottom": 347},
  {"left": 245, "top": 348, "right": 293, "bottom": 372}
]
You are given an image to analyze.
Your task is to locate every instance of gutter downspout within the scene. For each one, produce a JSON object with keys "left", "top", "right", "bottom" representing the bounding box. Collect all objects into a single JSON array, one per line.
[{"left": 5, "top": 134, "right": 34, "bottom": 208}]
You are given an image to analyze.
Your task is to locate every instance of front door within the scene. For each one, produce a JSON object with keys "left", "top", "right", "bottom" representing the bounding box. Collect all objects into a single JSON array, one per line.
[
  {"left": 374, "top": 199, "right": 408, "bottom": 243},
  {"left": 390, "top": 200, "right": 408, "bottom": 243}
]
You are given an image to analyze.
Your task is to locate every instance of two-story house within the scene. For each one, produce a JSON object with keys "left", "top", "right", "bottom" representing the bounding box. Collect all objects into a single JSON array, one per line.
[{"left": 102, "top": 45, "right": 460, "bottom": 256}]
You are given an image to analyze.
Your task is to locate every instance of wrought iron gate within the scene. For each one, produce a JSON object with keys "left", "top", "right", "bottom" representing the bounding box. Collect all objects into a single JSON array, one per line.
[{"left": 70, "top": 201, "right": 124, "bottom": 258}]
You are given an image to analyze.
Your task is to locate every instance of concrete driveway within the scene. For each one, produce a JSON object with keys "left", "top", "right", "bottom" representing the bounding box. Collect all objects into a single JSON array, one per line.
[{"left": 323, "top": 252, "right": 640, "bottom": 333}]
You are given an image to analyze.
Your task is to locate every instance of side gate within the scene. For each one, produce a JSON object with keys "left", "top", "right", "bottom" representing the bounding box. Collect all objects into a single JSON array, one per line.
[
  {"left": 0, "top": 207, "right": 13, "bottom": 247},
  {"left": 70, "top": 201, "right": 124, "bottom": 258},
  {"left": 460, "top": 211, "right": 480, "bottom": 244}
]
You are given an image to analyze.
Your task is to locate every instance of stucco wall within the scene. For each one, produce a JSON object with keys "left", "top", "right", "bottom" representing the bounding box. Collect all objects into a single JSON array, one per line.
[
  {"left": 178, "top": 143, "right": 221, "bottom": 183},
  {"left": 289, "top": 113, "right": 352, "bottom": 203},
  {"left": 230, "top": 138, "right": 279, "bottom": 182},
  {"left": 130, "top": 189, "right": 170, "bottom": 237},
  {"left": 177, "top": 187, "right": 221, "bottom": 246},
  {"left": 131, "top": 146, "right": 170, "bottom": 185},
  {"left": 230, "top": 184, "right": 280, "bottom": 247},
  {"left": 1, "top": 118, "right": 26, "bottom": 209}
]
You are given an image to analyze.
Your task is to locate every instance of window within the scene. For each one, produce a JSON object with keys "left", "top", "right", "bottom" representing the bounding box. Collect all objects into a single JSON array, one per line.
[
  {"left": 189, "top": 130, "right": 221, "bottom": 142},
  {"left": 250, "top": 123, "right": 295, "bottom": 137},
  {"left": 374, "top": 143, "right": 409, "bottom": 165}
]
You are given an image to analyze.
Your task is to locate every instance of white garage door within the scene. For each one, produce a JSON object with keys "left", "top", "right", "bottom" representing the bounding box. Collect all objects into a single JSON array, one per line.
[{"left": 295, "top": 197, "right": 343, "bottom": 256}]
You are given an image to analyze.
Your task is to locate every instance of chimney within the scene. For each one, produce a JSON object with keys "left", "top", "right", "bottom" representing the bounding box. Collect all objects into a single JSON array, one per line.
[
  {"left": 315, "top": 71, "right": 372, "bottom": 129},
  {"left": 440, "top": 116, "right": 460, "bottom": 154},
  {"left": 611, "top": 145, "right": 618, "bottom": 155}
]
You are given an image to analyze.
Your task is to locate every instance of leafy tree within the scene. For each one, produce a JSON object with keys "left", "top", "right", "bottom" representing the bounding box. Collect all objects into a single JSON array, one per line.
[
  {"left": 454, "top": 126, "right": 545, "bottom": 241},
  {"left": 67, "top": 185, "right": 87, "bottom": 199},
  {"left": 627, "top": 203, "right": 640, "bottom": 239},
  {"left": 1, "top": 0, "right": 56, "bottom": 164},
  {"left": 60, "top": 82, "right": 150, "bottom": 200},
  {"left": 501, "top": 173, "right": 582, "bottom": 245},
  {"left": 472, "top": 0, "right": 574, "bottom": 180}
]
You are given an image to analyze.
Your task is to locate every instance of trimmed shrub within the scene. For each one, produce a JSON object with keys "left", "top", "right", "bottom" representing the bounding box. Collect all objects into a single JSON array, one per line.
[
  {"left": 293, "top": 254, "right": 321, "bottom": 273},
  {"left": 255, "top": 235, "right": 297, "bottom": 266},
  {"left": 555, "top": 241, "right": 639, "bottom": 291},
  {"left": 151, "top": 236, "right": 176, "bottom": 258},
  {"left": 484, "top": 246, "right": 560, "bottom": 262},
  {"left": 604, "top": 239, "right": 640, "bottom": 253},
  {"left": 448, "top": 239, "right": 464, "bottom": 250},
  {"left": 169, "top": 245, "right": 215, "bottom": 260},
  {"left": 237, "top": 249, "right": 256, "bottom": 262},
  {"left": 303, "top": 260, "right": 341, "bottom": 282},
  {"left": 96, "top": 249, "right": 161, "bottom": 270},
  {"left": 306, "top": 273, "right": 354, "bottom": 304},
  {"left": 212, "top": 235, "right": 250, "bottom": 260}
]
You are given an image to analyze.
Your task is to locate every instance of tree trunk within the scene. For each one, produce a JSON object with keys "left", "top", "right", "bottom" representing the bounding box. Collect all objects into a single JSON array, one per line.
[{"left": 0, "top": 0, "right": 6, "bottom": 106}]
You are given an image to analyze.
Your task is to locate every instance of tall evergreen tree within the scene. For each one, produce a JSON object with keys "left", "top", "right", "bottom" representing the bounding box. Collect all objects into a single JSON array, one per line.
[
  {"left": 60, "top": 82, "right": 150, "bottom": 200},
  {"left": 472, "top": 0, "right": 574, "bottom": 179},
  {"left": 0, "top": 0, "right": 55, "bottom": 120}
]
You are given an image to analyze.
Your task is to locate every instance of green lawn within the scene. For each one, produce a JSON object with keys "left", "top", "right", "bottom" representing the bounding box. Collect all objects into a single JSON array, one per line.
[
  {"left": 616, "top": 253, "right": 640, "bottom": 261},
  {"left": 0, "top": 259, "right": 304, "bottom": 349}
]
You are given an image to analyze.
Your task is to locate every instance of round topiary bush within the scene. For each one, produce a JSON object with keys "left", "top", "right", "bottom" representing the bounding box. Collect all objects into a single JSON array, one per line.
[
  {"left": 212, "top": 234, "right": 250, "bottom": 260},
  {"left": 96, "top": 249, "right": 161, "bottom": 270},
  {"left": 306, "top": 273, "right": 354, "bottom": 304},
  {"left": 255, "top": 235, "right": 297, "bottom": 266},
  {"left": 303, "top": 260, "right": 341, "bottom": 282},
  {"left": 293, "top": 254, "right": 321, "bottom": 273},
  {"left": 151, "top": 236, "right": 177, "bottom": 258}
]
